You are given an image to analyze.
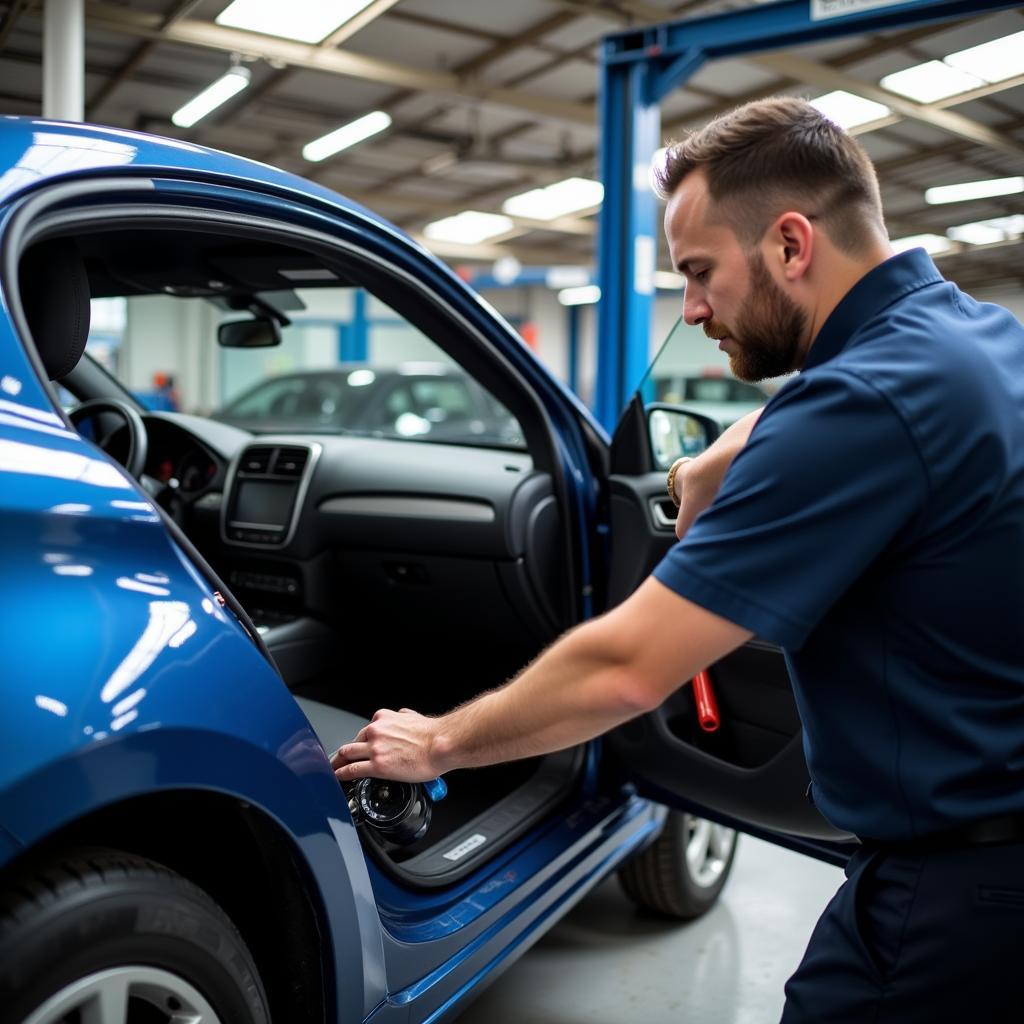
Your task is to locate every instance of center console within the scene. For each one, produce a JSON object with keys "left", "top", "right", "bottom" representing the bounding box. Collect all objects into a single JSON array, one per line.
[{"left": 221, "top": 442, "right": 320, "bottom": 547}]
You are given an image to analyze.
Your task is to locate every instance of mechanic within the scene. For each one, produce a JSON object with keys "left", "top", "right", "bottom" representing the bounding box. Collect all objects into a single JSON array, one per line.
[{"left": 333, "top": 97, "right": 1024, "bottom": 1021}]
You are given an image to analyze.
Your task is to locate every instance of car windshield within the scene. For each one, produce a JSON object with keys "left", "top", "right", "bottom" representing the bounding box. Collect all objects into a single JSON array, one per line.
[
  {"left": 81, "top": 285, "right": 525, "bottom": 449},
  {"left": 638, "top": 316, "right": 772, "bottom": 421}
]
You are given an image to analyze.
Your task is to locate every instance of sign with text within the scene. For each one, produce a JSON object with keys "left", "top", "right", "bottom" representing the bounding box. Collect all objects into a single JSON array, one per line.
[{"left": 811, "top": 0, "right": 905, "bottom": 20}]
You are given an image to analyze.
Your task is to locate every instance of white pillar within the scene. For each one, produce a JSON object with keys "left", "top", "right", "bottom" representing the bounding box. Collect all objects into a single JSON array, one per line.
[{"left": 43, "top": 0, "right": 85, "bottom": 121}]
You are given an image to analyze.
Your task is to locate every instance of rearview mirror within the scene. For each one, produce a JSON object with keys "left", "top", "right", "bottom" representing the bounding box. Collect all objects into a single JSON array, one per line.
[
  {"left": 218, "top": 317, "right": 281, "bottom": 348},
  {"left": 647, "top": 404, "right": 717, "bottom": 471}
]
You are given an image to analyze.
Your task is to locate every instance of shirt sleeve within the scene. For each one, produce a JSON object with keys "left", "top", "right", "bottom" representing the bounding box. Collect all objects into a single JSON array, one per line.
[{"left": 652, "top": 368, "right": 929, "bottom": 650}]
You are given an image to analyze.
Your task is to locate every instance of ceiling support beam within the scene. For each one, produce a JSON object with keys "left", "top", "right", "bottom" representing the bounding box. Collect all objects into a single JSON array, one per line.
[
  {"left": 0, "top": 0, "right": 33, "bottom": 53},
  {"left": 87, "top": 0, "right": 204, "bottom": 118},
  {"left": 317, "top": 0, "right": 404, "bottom": 49}
]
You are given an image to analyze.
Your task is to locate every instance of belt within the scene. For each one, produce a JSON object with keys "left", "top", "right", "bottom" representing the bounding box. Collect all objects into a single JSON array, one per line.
[{"left": 860, "top": 813, "right": 1024, "bottom": 852}]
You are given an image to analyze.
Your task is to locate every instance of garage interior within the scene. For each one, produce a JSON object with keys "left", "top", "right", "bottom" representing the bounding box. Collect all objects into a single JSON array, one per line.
[{"left": 4, "top": 1, "right": 1022, "bottom": 1021}]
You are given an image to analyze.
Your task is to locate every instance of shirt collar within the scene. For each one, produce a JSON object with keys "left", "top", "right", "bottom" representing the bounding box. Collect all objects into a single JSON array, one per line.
[{"left": 802, "top": 248, "right": 945, "bottom": 371}]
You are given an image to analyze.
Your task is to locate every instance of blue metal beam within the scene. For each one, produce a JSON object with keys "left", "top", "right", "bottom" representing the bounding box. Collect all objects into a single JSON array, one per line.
[
  {"left": 594, "top": 59, "right": 661, "bottom": 430},
  {"left": 567, "top": 304, "right": 580, "bottom": 396},
  {"left": 593, "top": 0, "right": 1021, "bottom": 431},
  {"left": 602, "top": 0, "right": 1022, "bottom": 77}
]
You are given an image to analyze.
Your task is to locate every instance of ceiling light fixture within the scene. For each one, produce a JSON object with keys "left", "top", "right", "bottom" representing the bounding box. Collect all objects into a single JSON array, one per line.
[
  {"left": 171, "top": 66, "right": 250, "bottom": 128},
  {"left": 545, "top": 266, "right": 591, "bottom": 290},
  {"left": 925, "top": 176, "right": 1024, "bottom": 205},
  {"left": 502, "top": 178, "right": 604, "bottom": 220},
  {"left": 422, "top": 211, "right": 514, "bottom": 245},
  {"left": 421, "top": 151, "right": 458, "bottom": 176},
  {"left": 944, "top": 29, "right": 1024, "bottom": 84},
  {"left": 809, "top": 90, "right": 891, "bottom": 130},
  {"left": 216, "top": 0, "right": 375, "bottom": 44},
  {"left": 654, "top": 271, "right": 685, "bottom": 290},
  {"left": 880, "top": 60, "right": 984, "bottom": 103},
  {"left": 889, "top": 233, "right": 956, "bottom": 256},
  {"left": 946, "top": 222, "right": 1007, "bottom": 246},
  {"left": 302, "top": 111, "right": 392, "bottom": 162},
  {"left": 947, "top": 215, "right": 1024, "bottom": 246},
  {"left": 557, "top": 285, "right": 601, "bottom": 306}
]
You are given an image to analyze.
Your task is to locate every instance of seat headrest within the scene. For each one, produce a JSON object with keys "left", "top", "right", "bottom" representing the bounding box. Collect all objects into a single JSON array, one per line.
[{"left": 19, "top": 239, "right": 91, "bottom": 381}]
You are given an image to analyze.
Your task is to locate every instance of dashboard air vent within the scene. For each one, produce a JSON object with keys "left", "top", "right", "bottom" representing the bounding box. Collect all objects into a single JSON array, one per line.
[
  {"left": 274, "top": 447, "right": 310, "bottom": 477},
  {"left": 240, "top": 446, "right": 274, "bottom": 475}
]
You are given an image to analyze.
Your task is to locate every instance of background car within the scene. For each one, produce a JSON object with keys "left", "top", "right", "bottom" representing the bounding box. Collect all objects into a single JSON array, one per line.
[
  {"left": 652, "top": 373, "right": 771, "bottom": 426},
  {"left": 0, "top": 119, "right": 851, "bottom": 1024},
  {"left": 212, "top": 364, "right": 523, "bottom": 446}
]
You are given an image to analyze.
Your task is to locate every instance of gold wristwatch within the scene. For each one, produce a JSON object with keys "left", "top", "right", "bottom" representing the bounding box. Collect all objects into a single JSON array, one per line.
[{"left": 666, "top": 456, "right": 693, "bottom": 508}]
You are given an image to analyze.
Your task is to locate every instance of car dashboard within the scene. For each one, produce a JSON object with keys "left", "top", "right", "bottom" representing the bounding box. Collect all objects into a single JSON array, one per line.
[{"left": 139, "top": 412, "right": 566, "bottom": 708}]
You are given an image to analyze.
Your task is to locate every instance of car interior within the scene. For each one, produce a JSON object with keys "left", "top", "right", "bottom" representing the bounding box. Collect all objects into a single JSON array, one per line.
[{"left": 16, "top": 220, "right": 595, "bottom": 887}]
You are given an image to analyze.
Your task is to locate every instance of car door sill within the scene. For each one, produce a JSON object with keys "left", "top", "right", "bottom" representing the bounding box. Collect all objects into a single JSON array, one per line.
[{"left": 362, "top": 747, "right": 584, "bottom": 888}]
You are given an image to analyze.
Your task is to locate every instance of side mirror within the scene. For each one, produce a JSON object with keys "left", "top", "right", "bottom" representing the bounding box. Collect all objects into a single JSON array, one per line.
[
  {"left": 647, "top": 403, "right": 719, "bottom": 471},
  {"left": 218, "top": 317, "right": 281, "bottom": 348}
]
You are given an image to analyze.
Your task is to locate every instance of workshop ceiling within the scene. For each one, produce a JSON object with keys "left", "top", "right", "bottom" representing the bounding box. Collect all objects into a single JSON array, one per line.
[{"left": 1, "top": 0, "right": 1022, "bottom": 291}]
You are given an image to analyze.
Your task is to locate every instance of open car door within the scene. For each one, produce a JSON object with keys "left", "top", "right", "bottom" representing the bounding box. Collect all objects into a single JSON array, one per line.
[{"left": 603, "top": 322, "right": 855, "bottom": 865}]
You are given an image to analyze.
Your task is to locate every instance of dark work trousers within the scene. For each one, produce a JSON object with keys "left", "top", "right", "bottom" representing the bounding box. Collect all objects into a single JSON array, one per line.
[{"left": 780, "top": 841, "right": 1024, "bottom": 1023}]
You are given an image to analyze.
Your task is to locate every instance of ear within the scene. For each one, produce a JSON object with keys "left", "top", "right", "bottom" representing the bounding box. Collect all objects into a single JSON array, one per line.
[{"left": 764, "top": 212, "right": 814, "bottom": 282}]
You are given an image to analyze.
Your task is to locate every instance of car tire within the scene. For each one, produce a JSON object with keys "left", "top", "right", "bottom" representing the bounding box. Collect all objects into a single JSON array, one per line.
[
  {"left": 618, "top": 811, "right": 738, "bottom": 920},
  {"left": 0, "top": 846, "right": 270, "bottom": 1024}
]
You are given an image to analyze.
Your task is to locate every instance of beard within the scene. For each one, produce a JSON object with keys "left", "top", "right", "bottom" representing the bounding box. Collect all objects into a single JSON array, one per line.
[{"left": 704, "top": 252, "right": 807, "bottom": 382}]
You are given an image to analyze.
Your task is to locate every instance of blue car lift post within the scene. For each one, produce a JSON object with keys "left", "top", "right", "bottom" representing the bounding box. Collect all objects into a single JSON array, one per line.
[{"left": 594, "top": 0, "right": 1021, "bottom": 432}]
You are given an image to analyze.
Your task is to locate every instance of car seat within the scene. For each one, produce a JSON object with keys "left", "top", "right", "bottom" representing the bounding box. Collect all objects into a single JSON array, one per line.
[{"left": 18, "top": 239, "right": 91, "bottom": 380}]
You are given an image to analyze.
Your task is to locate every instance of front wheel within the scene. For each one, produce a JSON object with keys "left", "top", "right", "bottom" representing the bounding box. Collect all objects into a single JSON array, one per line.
[
  {"left": 0, "top": 847, "right": 270, "bottom": 1024},
  {"left": 618, "top": 811, "right": 738, "bottom": 919}
]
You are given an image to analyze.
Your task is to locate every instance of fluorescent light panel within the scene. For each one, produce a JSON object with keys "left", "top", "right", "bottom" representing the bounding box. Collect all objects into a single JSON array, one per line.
[
  {"left": 654, "top": 271, "right": 685, "bottom": 290},
  {"left": 171, "top": 67, "right": 250, "bottom": 128},
  {"left": 423, "top": 211, "right": 514, "bottom": 245},
  {"left": 302, "top": 111, "right": 391, "bottom": 162},
  {"left": 545, "top": 266, "right": 591, "bottom": 289},
  {"left": 810, "top": 90, "right": 890, "bottom": 130},
  {"left": 502, "top": 178, "right": 604, "bottom": 220},
  {"left": 216, "top": 0, "right": 375, "bottom": 44},
  {"left": 558, "top": 285, "right": 601, "bottom": 306},
  {"left": 925, "top": 176, "right": 1024, "bottom": 205},
  {"left": 890, "top": 233, "right": 955, "bottom": 256},
  {"left": 944, "top": 29, "right": 1024, "bottom": 84},
  {"left": 880, "top": 60, "right": 984, "bottom": 103},
  {"left": 947, "top": 215, "right": 1024, "bottom": 246},
  {"left": 946, "top": 222, "right": 1005, "bottom": 245}
]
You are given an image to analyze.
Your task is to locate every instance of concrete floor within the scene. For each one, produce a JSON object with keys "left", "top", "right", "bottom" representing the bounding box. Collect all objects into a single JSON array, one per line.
[{"left": 457, "top": 836, "right": 844, "bottom": 1024}]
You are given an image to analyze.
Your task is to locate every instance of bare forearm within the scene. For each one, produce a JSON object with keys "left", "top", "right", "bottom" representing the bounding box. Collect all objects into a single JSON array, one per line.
[
  {"left": 332, "top": 579, "right": 752, "bottom": 784},
  {"left": 432, "top": 620, "right": 645, "bottom": 771}
]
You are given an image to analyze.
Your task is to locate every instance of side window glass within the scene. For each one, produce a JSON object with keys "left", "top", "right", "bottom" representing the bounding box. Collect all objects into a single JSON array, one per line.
[
  {"left": 211, "top": 287, "right": 524, "bottom": 449},
  {"left": 226, "top": 379, "right": 304, "bottom": 419},
  {"left": 409, "top": 379, "right": 474, "bottom": 423},
  {"left": 383, "top": 384, "right": 413, "bottom": 419},
  {"left": 638, "top": 316, "right": 772, "bottom": 468}
]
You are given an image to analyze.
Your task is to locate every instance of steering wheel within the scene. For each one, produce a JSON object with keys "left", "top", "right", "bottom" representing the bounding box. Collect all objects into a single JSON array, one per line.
[{"left": 69, "top": 398, "right": 148, "bottom": 479}]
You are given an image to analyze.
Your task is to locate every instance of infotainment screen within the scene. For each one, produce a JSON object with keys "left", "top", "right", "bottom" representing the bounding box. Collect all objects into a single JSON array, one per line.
[{"left": 232, "top": 480, "right": 297, "bottom": 528}]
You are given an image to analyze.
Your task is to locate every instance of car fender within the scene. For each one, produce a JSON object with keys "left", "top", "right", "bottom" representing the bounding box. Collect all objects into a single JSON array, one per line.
[
  {"left": 1, "top": 417, "right": 387, "bottom": 1019},
  {"left": 0, "top": 725, "right": 387, "bottom": 1023}
]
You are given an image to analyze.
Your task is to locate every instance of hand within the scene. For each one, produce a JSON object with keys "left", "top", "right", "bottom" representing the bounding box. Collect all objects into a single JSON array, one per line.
[
  {"left": 331, "top": 708, "right": 445, "bottom": 783},
  {"left": 674, "top": 408, "right": 764, "bottom": 539}
]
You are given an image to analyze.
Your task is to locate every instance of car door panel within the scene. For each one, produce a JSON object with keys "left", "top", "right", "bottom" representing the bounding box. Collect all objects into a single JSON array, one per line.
[{"left": 603, "top": 400, "right": 854, "bottom": 858}]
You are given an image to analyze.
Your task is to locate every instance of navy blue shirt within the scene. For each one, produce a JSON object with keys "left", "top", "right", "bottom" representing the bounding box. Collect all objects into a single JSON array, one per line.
[{"left": 654, "top": 248, "right": 1024, "bottom": 841}]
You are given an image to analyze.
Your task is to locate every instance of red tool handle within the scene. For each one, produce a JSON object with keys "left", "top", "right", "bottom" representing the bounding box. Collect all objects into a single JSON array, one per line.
[{"left": 692, "top": 670, "right": 720, "bottom": 732}]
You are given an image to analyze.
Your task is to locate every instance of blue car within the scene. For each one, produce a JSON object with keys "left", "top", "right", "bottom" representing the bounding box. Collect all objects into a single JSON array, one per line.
[{"left": 0, "top": 119, "right": 852, "bottom": 1024}]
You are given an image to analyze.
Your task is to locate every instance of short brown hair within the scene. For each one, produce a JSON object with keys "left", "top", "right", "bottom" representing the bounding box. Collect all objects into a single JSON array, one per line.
[{"left": 656, "top": 96, "right": 885, "bottom": 255}]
